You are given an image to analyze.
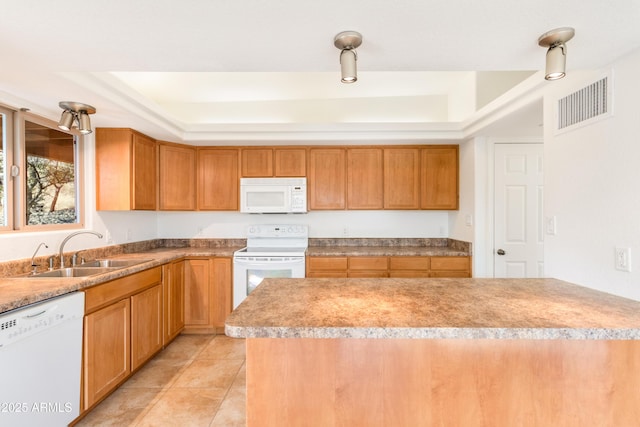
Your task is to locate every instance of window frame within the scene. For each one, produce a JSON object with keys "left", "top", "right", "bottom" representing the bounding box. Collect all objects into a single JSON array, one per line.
[
  {"left": 0, "top": 105, "right": 14, "bottom": 232},
  {"left": 0, "top": 107, "right": 85, "bottom": 233}
]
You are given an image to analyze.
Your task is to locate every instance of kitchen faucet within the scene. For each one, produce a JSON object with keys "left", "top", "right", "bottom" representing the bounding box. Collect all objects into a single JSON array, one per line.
[
  {"left": 30, "top": 242, "right": 49, "bottom": 275},
  {"left": 59, "top": 231, "right": 103, "bottom": 269}
]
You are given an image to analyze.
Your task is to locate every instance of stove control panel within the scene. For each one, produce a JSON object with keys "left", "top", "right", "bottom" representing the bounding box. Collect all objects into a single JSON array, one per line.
[{"left": 247, "top": 224, "right": 308, "bottom": 238}]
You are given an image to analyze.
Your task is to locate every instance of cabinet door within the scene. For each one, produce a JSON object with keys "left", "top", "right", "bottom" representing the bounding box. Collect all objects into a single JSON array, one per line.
[
  {"left": 309, "top": 148, "right": 346, "bottom": 210},
  {"left": 430, "top": 256, "right": 471, "bottom": 277},
  {"left": 197, "top": 149, "right": 239, "bottom": 210},
  {"left": 306, "top": 256, "right": 348, "bottom": 278},
  {"left": 242, "top": 148, "right": 273, "bottom": 177},
  {"left": 159, "top": 143, "right": 196, "bottom": 210},
  {"left": 184, "top": 258, "right": 211, "bottom": 327},
  {"left": 163, "top": 261, "right": 185, "bottom": 345},
  {"left": 389, "top": 256, "right": 431, "bottom": 278},
  {"left": 132, "top": 133, "right": 157, "bottom": 210},
  {"left": 83, "top": 298, "right": 130, "bottom": 409},
  {"left": 347, "top": 148, "right": 384, "bottom": 209},
  {"left": 421, "top": 147, "right": 459, "bottom": 210},
  {"left": 274, "top": 148, "right": 306, "bottom": 177},
  {"left": 131, "top": 284, "right": 163, "bottom": 371},
  {"left": 95, "top": 128, "right": 156, "bottom": 211},
  {"left": 384, "top": 148, "right": 420, "bottom": 209},
  {"left": 211, "top": 257, "right": 232, "bottom": 330},
  {"left": 348, "top": 256, "right": 389, "bottom": 278}
]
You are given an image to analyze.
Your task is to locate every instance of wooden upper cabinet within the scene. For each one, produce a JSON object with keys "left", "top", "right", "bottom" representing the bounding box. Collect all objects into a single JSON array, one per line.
[
  {"left": 421, "top": 146, "right": 459, "bottom": 210},
  {"left": 347, "top": 148, "right": 384, "bottom": 209},
  {"left": 241, "top": 147, "right": 306, "bottom": 177},
  {"left": 384, "top": 148, "right": 420, "bottom": 209},
  {"left": 274, "top": 148, "right": 306, "bottom": 176},
  {"left": 158, "top": 142, "right": 196, "bottom": 210},
  {"left": 241, "top": 148, "right": 273, "bottom": 177},
  {"left": 308, "top": 148, "right": 346, "bottom": 210},
  {"left": 95, "top": 128, "right": 157, "bottom": 210},
  {"left": 197, "top": 148, "right": 239, "bottom": 210}
]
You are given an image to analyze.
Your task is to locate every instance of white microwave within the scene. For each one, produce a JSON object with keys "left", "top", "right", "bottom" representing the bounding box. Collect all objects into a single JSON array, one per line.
[{"left": 240, "top": 177, "right": 307, "bottom": 213}]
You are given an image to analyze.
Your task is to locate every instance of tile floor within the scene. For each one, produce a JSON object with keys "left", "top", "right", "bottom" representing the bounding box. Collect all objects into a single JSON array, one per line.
[{"left": 76, "top": 334, "right": 246, "bottom": 427}]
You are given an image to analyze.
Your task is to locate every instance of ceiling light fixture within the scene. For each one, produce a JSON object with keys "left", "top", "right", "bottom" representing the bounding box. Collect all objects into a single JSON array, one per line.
[
  {"left": 334, "top": 31, "right": 363, "bottom": 84},
  {"left": 538, "top": 27, "right": 575, "bottom": 81},
  {"left": 57, "top": 101, "right": 96, "bottom": 134}
]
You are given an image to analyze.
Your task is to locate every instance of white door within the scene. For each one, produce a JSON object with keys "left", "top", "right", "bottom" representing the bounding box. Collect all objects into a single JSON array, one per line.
[{"left": 494, "top": 143, "right": 544, "bottom": 277}]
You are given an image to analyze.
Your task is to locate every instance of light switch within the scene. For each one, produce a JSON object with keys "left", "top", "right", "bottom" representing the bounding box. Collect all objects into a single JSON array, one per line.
[
  {"left": 545, "top": 216, "right": 557, "bottom": 235},
  {"left": 465, "top": 214, "right": 473, "bottom": 226}
]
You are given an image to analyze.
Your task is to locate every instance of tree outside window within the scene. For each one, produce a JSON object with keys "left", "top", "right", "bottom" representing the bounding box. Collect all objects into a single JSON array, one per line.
[{"left": 24, "top": 120, "right": 78, "bottom": 226}]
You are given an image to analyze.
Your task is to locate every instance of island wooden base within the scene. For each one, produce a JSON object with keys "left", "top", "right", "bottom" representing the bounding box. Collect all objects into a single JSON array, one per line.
[{"left": 246, "top": 338, "right": 640, "bottom": 426}]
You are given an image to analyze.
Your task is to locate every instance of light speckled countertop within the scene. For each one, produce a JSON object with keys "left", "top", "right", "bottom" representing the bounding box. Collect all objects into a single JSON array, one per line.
[
  {"left": 225, "top": 277, "right": 640, "bottom": 340},
  {"left": 0, "top": 247, "right": 241, "bottom": 314}
]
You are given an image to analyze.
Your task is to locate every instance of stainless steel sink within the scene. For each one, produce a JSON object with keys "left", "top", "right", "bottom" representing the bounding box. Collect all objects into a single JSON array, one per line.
[
  {"left": 79, "top": 259, "right": 151, "bottom": 268},
  {"left": 30, "top": 267, "right": 118, "bottom": 278}
]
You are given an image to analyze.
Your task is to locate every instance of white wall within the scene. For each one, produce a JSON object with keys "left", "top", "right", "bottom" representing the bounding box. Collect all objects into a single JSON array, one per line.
[
  {"left": 543, "top": 48, "right": 640, "bottom": 301},
  {"left": 157, "top": 210, "right": 449, "bottom": 239}
]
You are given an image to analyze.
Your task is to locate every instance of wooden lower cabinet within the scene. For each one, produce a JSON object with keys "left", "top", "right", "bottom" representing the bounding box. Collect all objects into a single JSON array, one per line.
[
  {"left": 389, "top": 256, "right": 431, "bottom": 278},
  {"left": 82, "top": 267, "right": 163, "bottom": 412},
  {"left": 163, "top": 260, "right": 185, "bottom": 345},
  {"left": 349, "top": 256, "right": 388, "bottom": 278},
  {"left": 83, "top": 298, "right": 130, "bottom": 410},
  {"left": 184, "top": 257, "right": 232, "bottom": 334},
  {"left": 308, "top": 255, "right": 471, "bottom": 278},
  {"left": 130, "top": 284, "right": 163, "bottom": 371},
  {"left": 430, "top": 256, "right": 472, "bottom": 277},
  {"left": 306, "top": 256, "right": 348, "bottom": 278}
]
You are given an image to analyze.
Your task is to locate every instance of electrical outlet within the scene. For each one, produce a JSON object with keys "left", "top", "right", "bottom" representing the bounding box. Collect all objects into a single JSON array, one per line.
[
  {"left": 126, "top": 229, "right": 132, "bottom": 241},
  {"left": 197, "top": 226, "right": 204, "bottom": 236},
  {"left": 342, "top": 227, "right": 348, "bottom": 237},
  {"left": 615, "top": 247, "right": 631, "bottom": 272}
]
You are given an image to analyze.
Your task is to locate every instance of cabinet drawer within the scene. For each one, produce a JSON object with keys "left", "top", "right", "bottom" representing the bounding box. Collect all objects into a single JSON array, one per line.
[
  {"left": 389, "top": 271, "right": 431, "bottom": 278},
  {"left": 349, "top": 256, "right": 388, "bottom": 270},
  {"left": 348, "top": 271, "right": 389, "bottom": 278},
  {"left": 307, "top": 271, "right": 348, "bottom": 278},
  {"left": 389, "top": 256, "right": 430, "bottom": 271},
  {"left": 430, "top": 271, "right": 470, "bottom": 278},
  {"left": 307, "top": 257, "right": 348, "bottom": 271},
  {"left": 430, "top": 256, "right": 470, "bottom": 271},
  {"left": 85, "top": 267, "right": 162, "bottom": 314}
]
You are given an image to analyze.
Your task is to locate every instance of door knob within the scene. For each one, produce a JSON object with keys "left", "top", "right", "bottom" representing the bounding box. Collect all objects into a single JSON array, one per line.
[{"left": 496, "top": 249, "right": 506, "bottom": 255}]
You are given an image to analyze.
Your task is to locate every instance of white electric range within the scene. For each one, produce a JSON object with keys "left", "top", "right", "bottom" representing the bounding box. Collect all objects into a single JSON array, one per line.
[{"left": 233, "top": 224, "right": 308, "bottom": 308}]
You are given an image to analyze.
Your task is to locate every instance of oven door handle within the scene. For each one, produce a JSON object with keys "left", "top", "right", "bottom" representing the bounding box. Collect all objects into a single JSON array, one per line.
[{"left": 233, "top": 257, "right": 305, "bottom": 265}]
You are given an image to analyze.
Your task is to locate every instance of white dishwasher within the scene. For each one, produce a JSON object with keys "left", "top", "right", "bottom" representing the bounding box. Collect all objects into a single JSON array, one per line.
[{"left": 0, "top": 292, "right": 84, "bottom": 427}]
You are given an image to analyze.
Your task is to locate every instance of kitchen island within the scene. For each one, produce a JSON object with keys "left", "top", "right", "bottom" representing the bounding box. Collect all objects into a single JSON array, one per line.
[{"left": 225, "top": 278, "right": 640, "bottom": 426}]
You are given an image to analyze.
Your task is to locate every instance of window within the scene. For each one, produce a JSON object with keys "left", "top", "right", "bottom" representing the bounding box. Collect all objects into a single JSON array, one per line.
[
  {"left": 0, "top": 106, "right": 84, "bottom": 232},
  {"left": 0, "top": 107, "right": 12, "bottom": 231}
]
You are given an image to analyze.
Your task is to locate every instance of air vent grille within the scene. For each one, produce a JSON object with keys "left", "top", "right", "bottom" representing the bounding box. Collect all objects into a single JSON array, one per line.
[
  {"left": 557, "top": 77, "right": 609, "bottom": 130},
  {"left": 1, "top": 318, "right": 17, "bottom": 331}
]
